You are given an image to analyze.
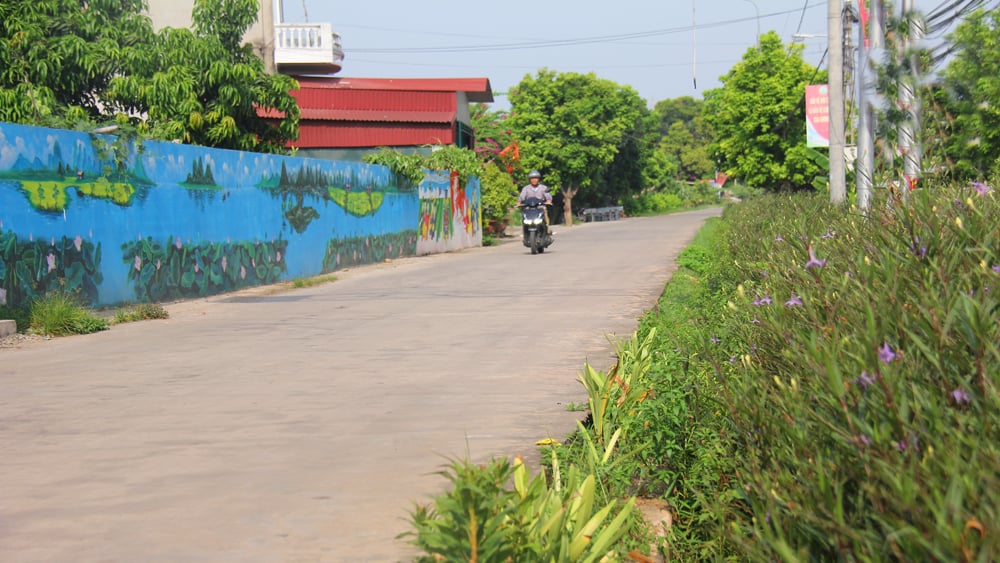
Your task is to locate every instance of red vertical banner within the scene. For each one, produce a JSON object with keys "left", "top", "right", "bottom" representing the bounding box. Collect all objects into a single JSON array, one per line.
[{"left": 806, "top": 84, "right": 830, "bottom": 147}]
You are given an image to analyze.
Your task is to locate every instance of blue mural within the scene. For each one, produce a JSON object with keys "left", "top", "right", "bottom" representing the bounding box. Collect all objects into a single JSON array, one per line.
[{"left": 0, "top": 122, "right": 481, "bottom": 309}]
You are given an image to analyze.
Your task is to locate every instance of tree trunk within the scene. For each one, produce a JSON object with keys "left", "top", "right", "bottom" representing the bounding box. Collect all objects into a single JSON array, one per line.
[{"left": 562, "top": 184, "right": 578, "bottom": 226}]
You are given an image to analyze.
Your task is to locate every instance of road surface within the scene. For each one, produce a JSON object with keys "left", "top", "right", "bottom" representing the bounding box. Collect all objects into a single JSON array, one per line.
[{"left": 0, "top": 208, "right": 720, "bottom": 562}]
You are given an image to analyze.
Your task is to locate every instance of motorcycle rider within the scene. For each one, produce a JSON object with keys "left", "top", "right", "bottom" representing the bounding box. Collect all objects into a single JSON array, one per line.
[{"left": 517, "top": 170, "right": 552, "bottom": 226}]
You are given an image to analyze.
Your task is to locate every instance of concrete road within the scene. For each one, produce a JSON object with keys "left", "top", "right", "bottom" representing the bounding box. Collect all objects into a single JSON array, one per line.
[{"left": 0, "top": 208, "right": 720, "bottom": 562}]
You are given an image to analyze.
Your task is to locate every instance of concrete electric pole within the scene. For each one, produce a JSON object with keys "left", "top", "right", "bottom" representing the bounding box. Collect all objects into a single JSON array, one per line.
[
  {"left": 898, "top": 0, "right": 924, "bottom": 192},
  {"left": 828, "top": 0, "right": 847, "bottom": 204}
]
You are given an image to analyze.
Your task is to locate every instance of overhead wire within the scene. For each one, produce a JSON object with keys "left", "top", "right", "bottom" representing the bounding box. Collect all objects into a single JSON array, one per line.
[{"left": 345, "top": 3, "right": 825, "bottom": 55}]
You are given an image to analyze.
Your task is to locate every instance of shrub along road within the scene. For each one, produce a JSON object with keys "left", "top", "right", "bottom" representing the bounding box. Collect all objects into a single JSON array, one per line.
[{"left": 0, "top": 208, "right": 720, "bottom": 562}]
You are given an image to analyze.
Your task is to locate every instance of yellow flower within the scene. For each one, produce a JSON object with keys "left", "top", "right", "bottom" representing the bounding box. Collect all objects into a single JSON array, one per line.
[{"left": 956, "top": 217, "right": 964, "bottom": 229}]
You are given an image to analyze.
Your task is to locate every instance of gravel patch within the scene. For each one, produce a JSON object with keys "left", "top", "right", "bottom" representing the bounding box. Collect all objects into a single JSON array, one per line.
[{"left": 0, "top": 333, "right": 46, "bottom": 349}]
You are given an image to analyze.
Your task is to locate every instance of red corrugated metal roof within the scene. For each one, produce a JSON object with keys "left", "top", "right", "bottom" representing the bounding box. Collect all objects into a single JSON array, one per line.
[
  {"left": 293, "top": 76, "right": 493, "bottom": 103},
  {"left": 295, "top": 122, "right": 455, "bottom": 148},
  {"left": 298, "top": 109, "right": 455, "bottom": 123},
  {"left": 295, "top": 89, "right": 456, "bottom": 112},
  {"left": 259, "top": 75, "right": 490, "bottom": 148}
]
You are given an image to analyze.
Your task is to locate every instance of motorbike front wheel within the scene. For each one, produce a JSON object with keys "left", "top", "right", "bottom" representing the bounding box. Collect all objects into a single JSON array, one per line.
[{"left": 529, "top": 230, "right": 538, "bottom": 254}]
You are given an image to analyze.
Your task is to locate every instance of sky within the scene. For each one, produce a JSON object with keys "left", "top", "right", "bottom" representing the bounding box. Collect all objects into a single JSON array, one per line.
[{"left": 279, "top": 0, "right": 960, "bottom": 110}]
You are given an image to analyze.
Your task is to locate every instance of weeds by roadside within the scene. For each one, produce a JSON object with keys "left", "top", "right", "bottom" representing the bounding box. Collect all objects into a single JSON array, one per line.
[
  {"left": 291, "top": 274, "right": 337, "bottom": 289},
  {"left": 112, "top": 303, "right": 169, "bottom": 324},
  {"left": 29, "top": 293, "right": 108, "bottom": 336}
]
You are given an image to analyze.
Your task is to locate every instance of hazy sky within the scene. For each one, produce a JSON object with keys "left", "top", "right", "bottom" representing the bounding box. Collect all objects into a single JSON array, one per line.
[{"left": 279, "top": 1, "right": 955, "bottom": 108}]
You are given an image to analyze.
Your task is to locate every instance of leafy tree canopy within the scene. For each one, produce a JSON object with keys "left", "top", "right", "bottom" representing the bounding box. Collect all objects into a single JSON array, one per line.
[
  {"left": 0, "top": 0, "right": 298, "bottom": 154},
  {"left": 703, "top": 32, "right": 827, "bottom": 192},
  {"left": 508, "top": 69, "right": 646, "bottom": 224},
  {"left": 940, "top": 8, "right": 1000, "bottom": 179}
]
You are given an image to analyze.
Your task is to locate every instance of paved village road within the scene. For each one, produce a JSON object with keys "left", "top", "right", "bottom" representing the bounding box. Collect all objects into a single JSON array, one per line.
[{"left": 0, "top": 208, "right": 721, "bottom": 562}]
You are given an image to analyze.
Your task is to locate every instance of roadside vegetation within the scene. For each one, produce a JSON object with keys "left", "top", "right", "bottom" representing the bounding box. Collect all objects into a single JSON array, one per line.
[
  {"left": 404, "top": 182, "right": 998, "bottom": 560},
  {"left": 27, "top": 293, "right": 108, "bottom": 336},
  {"left": 111, "top": 303, "right": 169, "bottom": 324}
]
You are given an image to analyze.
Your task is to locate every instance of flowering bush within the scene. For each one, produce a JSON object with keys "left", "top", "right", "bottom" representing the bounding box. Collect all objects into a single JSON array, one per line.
[{"left": 692, "top": 186, "right": 999, "bottom": 558}]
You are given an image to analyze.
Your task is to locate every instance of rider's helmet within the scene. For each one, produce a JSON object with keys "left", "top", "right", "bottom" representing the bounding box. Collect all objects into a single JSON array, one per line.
[{"left": 528, "top": 170, "right": 541, "bottom": 180}]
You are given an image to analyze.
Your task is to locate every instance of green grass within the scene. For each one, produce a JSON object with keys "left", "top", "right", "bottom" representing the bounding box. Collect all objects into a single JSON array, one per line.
[
  {"left": 111, "top": 303, "right": 169, "bottom": 324},
  {"left": 291, "top": 274, "right": 337, "bottom": 289},
  {"left": 29, "top": 293, "right": 108, "bottom": 336}
]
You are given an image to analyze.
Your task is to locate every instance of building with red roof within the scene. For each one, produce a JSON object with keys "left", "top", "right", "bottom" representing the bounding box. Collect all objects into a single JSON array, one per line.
[{"left": 261, "top": 76, "right": 494, "bottom": 161}]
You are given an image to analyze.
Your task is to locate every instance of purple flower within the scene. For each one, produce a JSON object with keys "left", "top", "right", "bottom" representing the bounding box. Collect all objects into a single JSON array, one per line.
[
  {"left": 854, "top": 370, "right": 876, "bottom": 389},
  {"left": 752, "top": 295, "right": 773, "bottom": 306},
  {"left": 805, "top": 246, "right": 827, "bottom": 269},
  {"left": 785, "top": 294, "right": 803, "bottom": 307},
  {"left": 751, "top": 317, "right": 761, "bottom": 325},
  {"left": 993, "top": 265, "right": 1000, "bottom": 273},
  {"left": 972, "top": 181, "right": 992, "bottom": 196},
  {"left": 710, "top": 336, "right": 721, "bottom": 344},
  {"left": 822, "top": 230, "right": 837, "bottom": 239},
  {"left": 878, "top": 342, "right": 896, "bottom": 363},
  {"left": 775, "top": 235, "right": 784, "bottom": 242},
  {"left": 896, "top": 439, "right": 908, "bottom": 452},
  {"left": 729, "top": 356, "right": 737, "bottom": 363},
  {"left": 950, "top": 388, "right": 970, "bottom": 405},
  {"left": 858, "top": 434, "right": 871, "bottom": 446}
]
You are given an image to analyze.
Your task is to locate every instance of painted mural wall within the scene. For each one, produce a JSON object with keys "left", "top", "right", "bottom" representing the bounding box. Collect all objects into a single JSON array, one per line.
[{"left": 0, "top": 122, "right": 481, "bottom": 310}]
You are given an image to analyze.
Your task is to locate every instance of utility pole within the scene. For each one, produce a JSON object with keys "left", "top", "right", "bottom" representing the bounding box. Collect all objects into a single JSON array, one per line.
[
  {"left": 829, "top": 0, "right": 847, "bottom": 203},
  {"left": 857, "top": 1, "right": 877, "bottom": 209},
  {"left": 898, "top": 0, "right": 923, "bottom": 192}
]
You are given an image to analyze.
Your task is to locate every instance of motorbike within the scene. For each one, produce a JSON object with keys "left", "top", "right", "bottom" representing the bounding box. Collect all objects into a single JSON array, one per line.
[{"left": 520, "top": 197, "right": 553, "bottom": 255}]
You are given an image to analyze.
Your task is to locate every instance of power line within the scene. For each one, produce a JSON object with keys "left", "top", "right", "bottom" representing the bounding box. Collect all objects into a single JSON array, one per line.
[{"left": 346, "top": 3, "right": 824, "bottom": 55}]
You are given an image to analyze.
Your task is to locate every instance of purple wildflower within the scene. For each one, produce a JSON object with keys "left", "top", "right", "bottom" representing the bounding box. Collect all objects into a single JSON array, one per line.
[
  {"left": 805, "top": 246, "right": 827, "bottom": 269},
  {"left": 775, "top": 235, "right": 784, "bottom": 242},
  {"left": 993, "top": 265, "right": 1000, "bottom": 273},
  {"left": 950, "top": 388, "right": 970, "bottom": 405},
  {"left": 729, "top": 356, "right": 737, "bottom": 363},
  {"left": 854, "top": 370, "right": 876, "bottom": 389},
  {"left": 822, "top": 230, "right": 837, "bottom": 239},
  {"left": 710, "top": 335, "right": 721, "bottom": 344},
  {"left": 858, "top": 434, "right": 871, "bottom": 446},
  {"left": 785, "top": 294, "right": 803, "bottom": 307},
  {"left": 896, "top": 439, "right": 908, "bottom": 452},
  {"left": 751, "top": 317, "right": 761, "bottom": 325},
  {"left": 878, "top": 342, "right": 896, "bottom": 363},
  {"left": 972, "top": 181, "right": 992, "bottom": 196},
  {"left": 752, "top": 295, "right": 773, "bottom": 306}
]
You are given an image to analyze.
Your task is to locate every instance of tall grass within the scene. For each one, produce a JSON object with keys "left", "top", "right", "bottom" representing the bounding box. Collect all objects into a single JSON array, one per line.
[
  {"left": 29, "top": 293, "right": 108, "bottom": 336},
  {"left": 634, "top": 185, "right": 999, "bottom": 559}
]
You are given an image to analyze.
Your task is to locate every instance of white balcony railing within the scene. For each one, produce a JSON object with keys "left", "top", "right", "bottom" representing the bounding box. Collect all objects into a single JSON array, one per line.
[{"left": 274, "top": 22, "right": 344, "bottom": 71}]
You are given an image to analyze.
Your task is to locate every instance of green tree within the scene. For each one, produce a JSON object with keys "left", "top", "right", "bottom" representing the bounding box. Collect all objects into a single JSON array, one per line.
[
  {"left": 509, "top": 69, "right": 645, "bottom": 224},
  {"left": 940, "top": 8, "right": 1000, "bottom": 179},
  {"left": 106, "top": 0, "right": 299, "bottom": 153},
  {"left": 0, "top": 0, "right": 298, "bottom": 154},
  {"left": 0, "top": 0, "right": 152, "bottom": 124},
  {"left": 597, "top": 106, "right": 658, "bottom": 207},
  {"left": 652, "top": 96, "right": 703, "bottom": 137},
  {"left": 703, "top": 32, "right": 826, "bottom": 191}
]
